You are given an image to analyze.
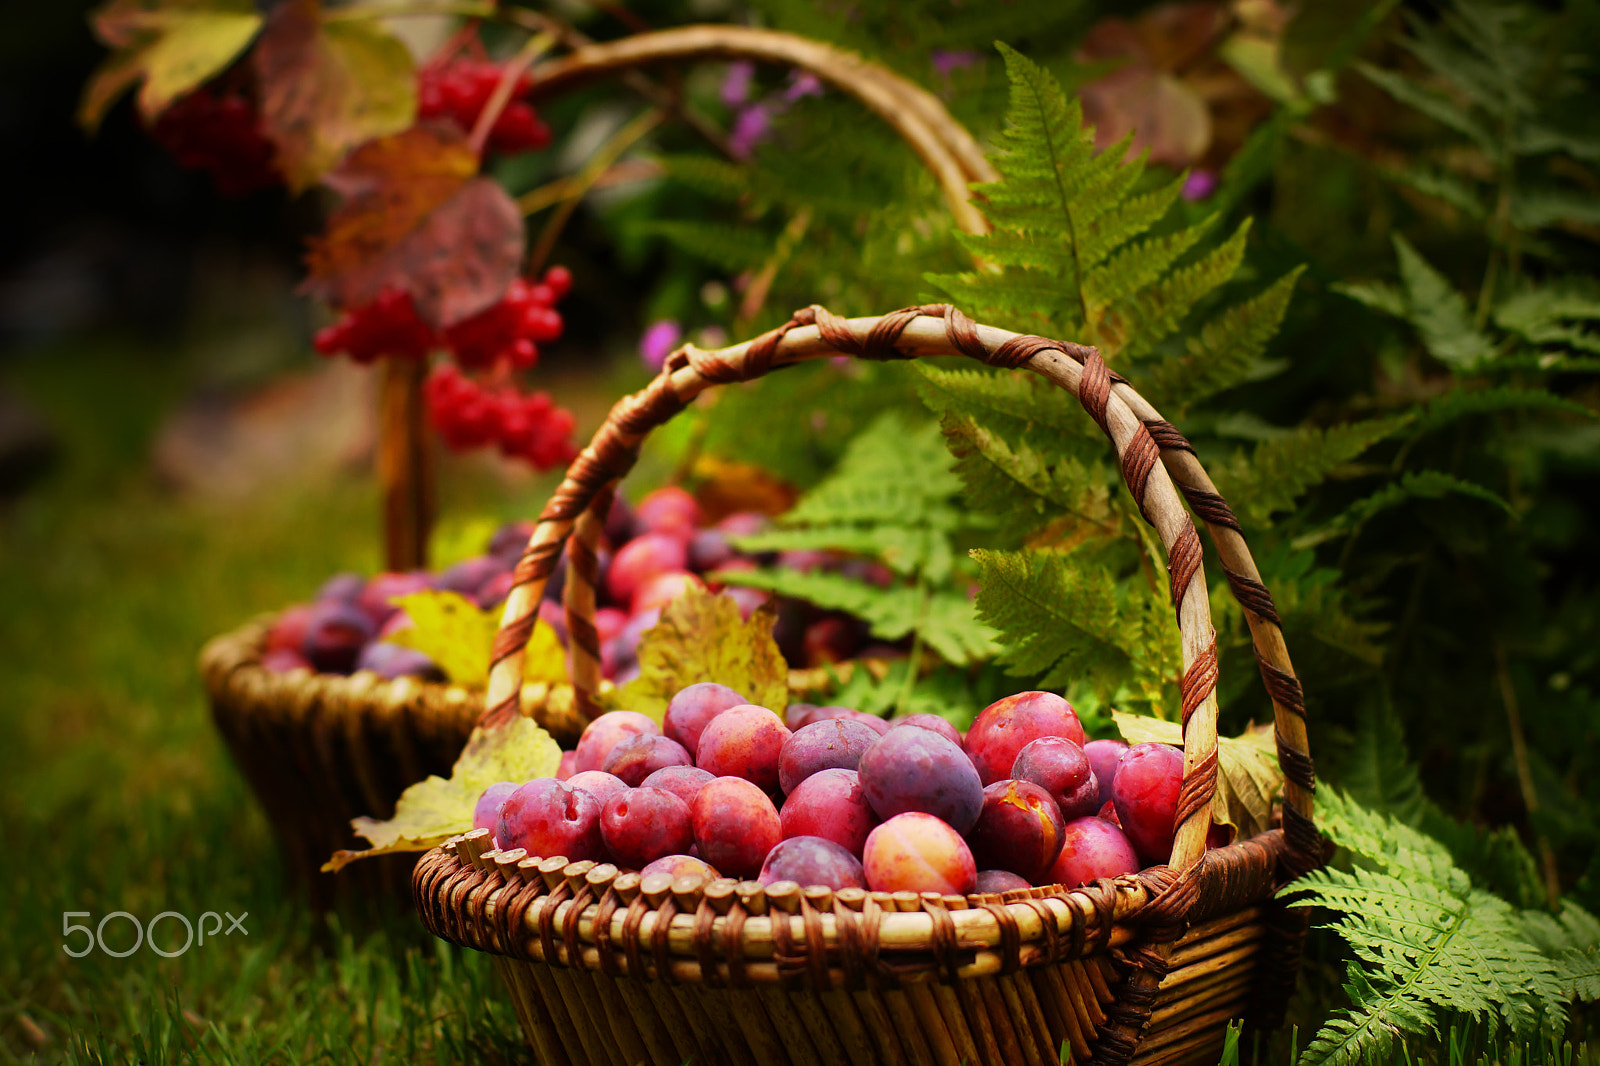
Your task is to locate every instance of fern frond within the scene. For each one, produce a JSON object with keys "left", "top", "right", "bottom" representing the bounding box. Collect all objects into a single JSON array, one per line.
[
  {"left": 1124, "top": 220, "right": 1252, "bottom": 359},
  {"left": 1355, "top": 59, "right": 1495, "bottom": 152},
  {"left": 1142, "top": 266, "right": 1305, "bottom": 410},
  {"left": 1289, "top": 790, "right": 1570, "bottom": 1066},
  {"left": 970, "top": 548, "right": 1180, "bottom": 713},
  {"left": 1330, "top": 470, "right": 1513, "bottom": 533},
  {"left": 779, "top": 412, "right": 964, "bottom": 533},
  {"left": 727, "top": 526, "right": 952, "bottom": 580},
  {"left": 1409, "top": 387, "right": 1598, "bottom": 438},
  {"left": 912, "top": 363, "right": 1095, "bottom": 441},
  {"left": 642, "top": 220, "right": 779, "bottom": 273},
  {"left": 1216, "top": 416, "right": 1411, "bottom": 528},
  {"left": 1393, "top": 234, "right": 1499, "bottom": 369},
  {"left": 716, "top": 568, "right": 997, "bottom": 665},
  {"left": 1494, "top": 282, "right": 1600, "bottom": 353},
  {"left": 941, "top": 412, "right": 1112, "bottom": 535}
]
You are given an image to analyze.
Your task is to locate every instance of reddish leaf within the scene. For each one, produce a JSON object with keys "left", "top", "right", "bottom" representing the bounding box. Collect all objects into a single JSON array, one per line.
[
  {"left": 302, "top": 125, "right": 525, "bottom": 328},
  {"left": 1075, "top": 2, "right": 1225, "bottom": 167},
  {"left": 252, "top": 0, "right": 416, "bottom": 191}
]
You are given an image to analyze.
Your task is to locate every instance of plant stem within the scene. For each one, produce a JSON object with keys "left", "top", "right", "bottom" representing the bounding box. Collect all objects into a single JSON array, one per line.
[
  {"left": 895, "top": 582, "right": 929, "bottom": 717},
  {"left": 467, "top": 31, "right": 557, "bottom": 158},
  {"left": 734, "top": 206, "right": 813, "bottom": 333},
  {"left": 1493, "top": 638, "right": 1562, "bottom": 909},
  {"left": 525, "top": 107, "right": 666, "bottom": 276},
  {"left": 377, "top": 357, "right": 433, "bottom": 571}
]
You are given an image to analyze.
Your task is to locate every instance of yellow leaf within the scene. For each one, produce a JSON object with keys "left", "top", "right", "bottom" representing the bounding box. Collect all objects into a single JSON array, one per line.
[
  {"left": 325, "top": 716, "right": 561, "bottom": 871},
  {"left": 607, "top": 586, "right": 789, "bottom": 724},
  {"left": 1112, "top": 711, "right": 1283, "bottom": 839},
  {"left": 389, "top": 589, "right": 567, "bottom": 687},
  {"left": 81, "top": 0, "right": 262, "bottom": 131}
]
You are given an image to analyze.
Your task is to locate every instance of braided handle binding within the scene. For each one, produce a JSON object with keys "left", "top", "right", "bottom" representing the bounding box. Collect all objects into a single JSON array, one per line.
[{"left": 485, "top": 304, "right": 1315, "bottom": 885}]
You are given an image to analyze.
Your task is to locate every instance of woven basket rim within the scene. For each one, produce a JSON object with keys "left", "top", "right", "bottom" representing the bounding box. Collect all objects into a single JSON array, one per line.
[{"left": 412, "top": 825, "right": 1289, "bottom": 983}]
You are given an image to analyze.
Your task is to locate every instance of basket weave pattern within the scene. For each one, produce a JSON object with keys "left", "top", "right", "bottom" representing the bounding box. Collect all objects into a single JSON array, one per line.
[{"left": 414, "top": 303, "right": 1320, "bottom": 1065}]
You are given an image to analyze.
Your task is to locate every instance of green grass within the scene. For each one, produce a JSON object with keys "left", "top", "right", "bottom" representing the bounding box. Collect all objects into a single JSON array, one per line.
[{"left": 0, "top": 343, "right": 535, "bottom": 1063}]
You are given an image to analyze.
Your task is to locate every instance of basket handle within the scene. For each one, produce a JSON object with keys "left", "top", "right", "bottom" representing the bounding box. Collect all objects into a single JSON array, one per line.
[{"left": 489, "top": 304, "right": 1315, "bottom": 878}]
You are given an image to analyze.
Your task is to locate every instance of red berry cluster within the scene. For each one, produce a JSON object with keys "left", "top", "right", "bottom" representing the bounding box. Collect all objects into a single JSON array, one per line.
[
  {"left": 149, "top": 88, "right": 280, "bottom": 197},
  {"left": 313, "top": 289, "right": 436, "bottom": 363},
  {"left": 315, "top": 267, "right": 571, "bottom": 368},
  {"left": 418, "top": 59, "right": 552, "bottom": 155},
  {"left": 425, "top": 364, "right": 577, "bottom": 470},
  {"left": 444, "top": 273, "right": 568, "bottom": 369}
]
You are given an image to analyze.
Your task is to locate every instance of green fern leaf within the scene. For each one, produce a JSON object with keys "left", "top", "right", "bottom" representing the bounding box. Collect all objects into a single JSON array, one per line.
[
  {"left": 912, "top": 363, "right": 1095, "bottom": 441},
  {"left": 1143, "top": 266, "right": 1305, "bottom": 409},
  {"left": 1494, "top": 282, "right": 1600, "bottom": 353},
  {"left": 715, "top": 568, "right": 997, "bottom": 665},
  {"left": 1333, "top": 280, "right": 1407, "bottom": 318},
  {"left": 1355, "top": 59, "right": 1495, "bottom": 152},
  {"left": 1337, "top": 470, "right": 1512, "bottom": 530},
  {"left": 940, "top": 412, "right": 1112, "bottom": 535},
  {"left": 1123, "top": 220, "right": 1251, "bottom": 359},
  {"left": 642, "top": 220, "right": 778, "bottom": 273},
  {"left": 1410, "top": 386, "right": 1598, "bottom": 437},
  {"left": 1215, "top": 416, "right": 1412, "bottom": 528},
  {"left": 1289, "top": 790, "right": 1570, "bottom": 1066},
  {"left": 728, "top": 525, "right": 952, "bottom": 580},
  {"left": 970, "top": 548, "right": 1180, "bottom": 713},
  {"left": 1393, "top": 234, "right": 1499, "bottom": 369}
]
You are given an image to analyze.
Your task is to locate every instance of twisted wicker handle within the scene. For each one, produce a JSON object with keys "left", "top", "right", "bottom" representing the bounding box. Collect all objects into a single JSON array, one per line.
[
  {"left": 525, "top": 25, "right": 999, "bottom": 235},
  {"left": 487, "top": 304, "right": 1316, "bottom": 881}
]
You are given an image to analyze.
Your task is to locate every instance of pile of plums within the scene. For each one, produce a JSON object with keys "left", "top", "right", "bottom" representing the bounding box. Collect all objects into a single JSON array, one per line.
[
  {"left": 257, "top": 486, "right": 900, "bottom": 682},
  {"left": 473, "top": 686, "right": 1211, "bottom": 895}
]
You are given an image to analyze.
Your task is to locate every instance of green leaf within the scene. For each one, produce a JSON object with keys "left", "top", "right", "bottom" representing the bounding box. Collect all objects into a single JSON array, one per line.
[
  {"left": 640, "top": 220, "right": 778, "bottom": 273},
  {"left": 1143, "top": 266, "right": 1305, "bottom": 409},
  {"left": 912, "top": 362, "right": 1094, "bottom": 442},
  {"left": 716, "top": 568, "right": 998, "bottom": 666},
  {"left": 1494, "top": 281, "right": 1600, "bottom": 353},
  {"left": 81, "top": 0, "right": 263, "bottom": 130},
  {"left": 1409, "top": 386, "right": 1598, "bottom": 438},
  {"left": 970, "top": 548, "right": 1180, "bottom": 714},
  {"left": 388, "top": 590, "right": 565, "bottom": 688},
  {"left": 1288, "top": 790, "right": 1570, "bottom": 1066},
  {"left": 1378, "top": 164, "right": 1487, "bottom": 218},
  {"left": 607, "top": 586, "right": 790, "bottom": 723},
  {"left": 1392, "top": 234, "right": 1498, "bottom": 369},
  {"left": 1112, "top": 713, "right": 1283, "bottom": 838},
  {"left": 940, "top": 412, "right": 1111, "bottom": 535},
  {"left": 325, "top": 716, "right": 562, "bottom": 871},
  {"left": 1355, "top": 59, "right": 1494, "bottom": 152},
  {"left": 730, "top": 524, "right": 952, "bottom": 580},
  {"left": 1333, "top": 280, "right": 1407, "bottom": 318},
  {"left": 1334, "top": 470, "right": 1513, "bottom": 532},
  {"left": 1216, "top": 416, "right": 1411, "bottom": 528}
]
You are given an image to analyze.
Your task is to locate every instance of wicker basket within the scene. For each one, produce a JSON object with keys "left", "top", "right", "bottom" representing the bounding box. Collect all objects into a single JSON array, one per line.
[
  {"left": 413, "top": 303, "right": 1321, "bottom": 1066},
  {"left": 197, "top": 27, "right": 998, "bottom": 909}
]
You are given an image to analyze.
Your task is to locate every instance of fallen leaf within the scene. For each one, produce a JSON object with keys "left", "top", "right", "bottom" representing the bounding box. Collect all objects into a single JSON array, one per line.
[
  {"left": 608, "top": 586, "right": 789, "bottom": 724},
  {"left": 80, "top": 0, "right": 262, "bottom": 131},
  {"left": 252, "top": 0, "right": 416, "bottom": 190},
  {"left": 389, "top": 589, "right": 567, "bottom": 687},
  {"left": 301, "top": 125, "right": 524, "bottom": 327},
  {"left": 325, "top": 716, "right": 561, "bottom": 871},
  {"left": 1112, "top": 711, "right": 1283, "bottom": 838}
]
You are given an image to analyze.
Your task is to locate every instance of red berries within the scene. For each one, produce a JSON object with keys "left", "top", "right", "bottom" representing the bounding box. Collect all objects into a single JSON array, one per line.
[
  {"left": 424, "top": 364, "right": 577, "bottom": 471},
  {"left": 148, "top": 87, "right": 280, "bottom": 196},
  {"left": 417, "top": 58, "right": 552, "bottom": 155}
]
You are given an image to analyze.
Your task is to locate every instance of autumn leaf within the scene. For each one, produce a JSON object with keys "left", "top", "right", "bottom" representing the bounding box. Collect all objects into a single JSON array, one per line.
[
  {"left": 607, "top": 586, "right": 790, "bottom": 724},
  {"left": 389, "top": 589, "right": 567, "bottom": 687},
  {"left": 1112, "top": 711, "right": 1283, "bottom": 838},
  {"left": 301, "top": 124, "right": 524, "bottom": 327},
  {"left": 80, "top": 0, "right": 262, "bottom": 131},
  {"left": 324, "top": 716, "right": 561, "bottom": 871},
  {"left": 252, "top": 0, "right": 416, "bottom": 190}
]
